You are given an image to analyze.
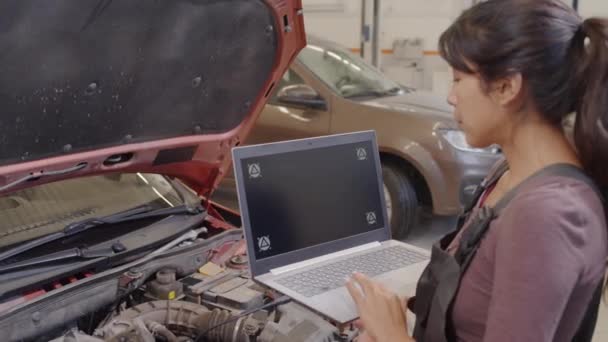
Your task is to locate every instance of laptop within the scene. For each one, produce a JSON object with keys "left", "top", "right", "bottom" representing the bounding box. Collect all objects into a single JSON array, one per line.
[{"left": 232, "top": 131, "right": 430, "bottom": 324}]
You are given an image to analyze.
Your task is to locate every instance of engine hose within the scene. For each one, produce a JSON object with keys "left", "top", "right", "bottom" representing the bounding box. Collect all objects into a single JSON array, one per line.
[
  {"left": 195, "top": 308, "right": 250, "bottom": 342},
  {"left": 144, "top": 320, "right": 178, "bottom": 342},
  {"left": 98, "top": 300, "right": 253, "bottom": 342}
]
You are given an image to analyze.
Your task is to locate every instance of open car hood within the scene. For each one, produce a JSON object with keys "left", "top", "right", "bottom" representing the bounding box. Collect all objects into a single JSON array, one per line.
[{"left": 0, "top": 0, "right": 306, "bottom": 196}]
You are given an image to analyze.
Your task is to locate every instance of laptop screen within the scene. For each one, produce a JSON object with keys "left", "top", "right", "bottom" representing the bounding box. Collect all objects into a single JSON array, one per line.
[{"left": 239, "top": 139, "right": 386, "bottom": 260}]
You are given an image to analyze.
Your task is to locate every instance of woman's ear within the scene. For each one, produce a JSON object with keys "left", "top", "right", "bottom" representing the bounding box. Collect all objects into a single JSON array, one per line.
[{"left": 490, "top": 72, "right": 525, "bottom": 108}]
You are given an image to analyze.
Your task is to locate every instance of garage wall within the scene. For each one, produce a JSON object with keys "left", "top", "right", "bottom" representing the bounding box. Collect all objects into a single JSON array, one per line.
[
  {"left": 300, "top": 0, "right": 608, "bottom": 94},
  {"left": 377, "top": 0, "right": 465, "bottom": 51},
  {"left": 301, "top": 0, "right": 608, "bottom": 51},
  {"left": 300, "top": 0, "right": 362, "bottom": 49},
  {"left": 579, "top": 0, "right": 608, "bottom": 17},
  {"left": 301, "top": 0, "right": 467, "bottom": 93},
  {"left": 301, "top": 0, "right": 467, "bottom": 54}
]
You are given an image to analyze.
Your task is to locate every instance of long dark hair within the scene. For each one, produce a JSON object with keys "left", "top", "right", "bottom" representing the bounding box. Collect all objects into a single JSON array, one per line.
[{"left": 439, "top": 0, "right": 608, "bottom": 190}]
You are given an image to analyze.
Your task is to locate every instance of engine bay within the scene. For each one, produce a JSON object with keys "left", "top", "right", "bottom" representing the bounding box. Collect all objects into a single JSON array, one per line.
[
  {"left": 0, "top": 210, "right": 359, "bottom": 342},
  {"left": 52, "top": 270, "right": 356, "bottom": 342}
]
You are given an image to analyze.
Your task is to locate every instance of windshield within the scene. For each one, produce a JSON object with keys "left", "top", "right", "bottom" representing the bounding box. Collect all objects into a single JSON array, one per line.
[
  {"left": 297, "top": 42, "right": 402, "bottom": 98},
  {"left": 0, "top": 173, "right": 197, "bottom": 249}
]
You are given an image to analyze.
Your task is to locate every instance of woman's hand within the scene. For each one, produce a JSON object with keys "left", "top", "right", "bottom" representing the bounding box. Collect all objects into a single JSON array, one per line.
[
  {"left": 346, "top": 272, "right": 414, "bottom": 342},
  {"left": 355, "top": 331, "right": 376, "bottom": 342}
]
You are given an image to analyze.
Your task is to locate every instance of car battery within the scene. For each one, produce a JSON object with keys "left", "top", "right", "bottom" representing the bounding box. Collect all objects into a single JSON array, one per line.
[
  {"left": 181, "top": 271, "right": 235, "bottom": 305},
  {"left": 204, "top": 276, "right": 265, "bottom": 311},
  {"left": 180, "top": 266, "right": 264, "bottom": 312}
]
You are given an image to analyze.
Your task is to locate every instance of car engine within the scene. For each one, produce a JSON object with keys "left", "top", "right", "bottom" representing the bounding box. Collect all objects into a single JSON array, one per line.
[
  {"left": 49, "top": 268, "right": 356, "bottom": 342},
  {"left": 1, "top": 216, "right": 359, "bottom": 342}
]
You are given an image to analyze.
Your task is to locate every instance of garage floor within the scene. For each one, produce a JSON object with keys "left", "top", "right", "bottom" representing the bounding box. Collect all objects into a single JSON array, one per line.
[{"left": 212, "top": 188, "right": 607, "bottom": 341}]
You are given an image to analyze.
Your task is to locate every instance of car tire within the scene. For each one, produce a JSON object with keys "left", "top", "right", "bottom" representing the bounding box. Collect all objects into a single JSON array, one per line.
[{"left": 382, "top": 162, "right": 418, "bottom": 240}]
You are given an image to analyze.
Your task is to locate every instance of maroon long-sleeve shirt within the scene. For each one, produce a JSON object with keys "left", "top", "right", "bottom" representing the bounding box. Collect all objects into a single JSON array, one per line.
[{"left": 448, "top": 174, "right": 607, "bottom": 342}]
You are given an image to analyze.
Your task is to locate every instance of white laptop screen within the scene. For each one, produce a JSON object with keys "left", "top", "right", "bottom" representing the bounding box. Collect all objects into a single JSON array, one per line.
[{"left": 239, "top": 139, "right": 385, "bottom": 260}]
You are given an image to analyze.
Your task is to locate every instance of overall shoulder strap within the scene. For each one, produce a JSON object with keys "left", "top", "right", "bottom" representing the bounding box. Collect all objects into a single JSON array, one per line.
[
  {"left": 492, "top": 163, "right": 604, "bottom": 215},
  {"left": 572, "top": 276, "right": 605, "bottom": 342},
  {"left": 452, "top": 158, "right": 508, "bottom": 264},
  {"left": 455, "top": 158, "right": 508, "bottom": 234},
  {"left": 461, "top": 163, "right": 605, "bottom": 342},
  {"left": 456, "top": 163, "right": 603, "bottom": 268},
  {"left": 536, "top": 166, "right": 607, "bottom": 342},
  {"left": 462, "top": 158, "right": 508, "bottom": 214}
]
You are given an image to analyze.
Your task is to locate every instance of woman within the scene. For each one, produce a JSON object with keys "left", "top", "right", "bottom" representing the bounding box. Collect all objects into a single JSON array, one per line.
[{"left": 346, "top": 1, "right": 608, "bottom": 341}]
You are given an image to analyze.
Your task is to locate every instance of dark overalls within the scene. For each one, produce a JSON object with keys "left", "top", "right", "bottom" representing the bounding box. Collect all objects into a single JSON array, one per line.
[{"left": 409, "top": 161, "right": 606, "bottom": 342}]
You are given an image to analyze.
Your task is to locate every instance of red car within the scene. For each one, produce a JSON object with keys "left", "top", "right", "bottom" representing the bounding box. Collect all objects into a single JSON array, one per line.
[{"left": 0, "top": 1, "right": 359, "bottom": 341}]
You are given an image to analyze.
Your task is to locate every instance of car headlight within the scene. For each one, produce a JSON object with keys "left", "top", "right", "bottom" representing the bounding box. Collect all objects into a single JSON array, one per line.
[{"left": 437, "top": 128, "right": 501, "bottom": 154}]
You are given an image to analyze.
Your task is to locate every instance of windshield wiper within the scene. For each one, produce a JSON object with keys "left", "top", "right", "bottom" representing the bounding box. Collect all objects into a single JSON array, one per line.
[
  {"left": 0, "top": 204, "right": 204, "bottom": 264},
  {"left": 0, "top": 245, "right": 123, "bottom": 274},
  {"left": 0, "top": 163, "right": 87, "bottom": 193}
]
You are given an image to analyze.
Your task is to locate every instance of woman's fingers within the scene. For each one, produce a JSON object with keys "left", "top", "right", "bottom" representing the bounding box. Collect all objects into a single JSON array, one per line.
[
  {"left": 352, "top": 272, "right": 375, "bottom": 295},
  {"left": 353, "top": 319, "right": 365, "bottom": 329},
  {"left": 346, "top": 278, "right": 364, "bottom": 308},
  {"left": 356, "top": 331, "right": 376, "bottom": 342}
]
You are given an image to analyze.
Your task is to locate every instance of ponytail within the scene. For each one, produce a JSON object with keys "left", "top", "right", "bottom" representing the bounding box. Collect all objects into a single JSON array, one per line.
[
  {"left": 571, "top": 18, "right": 608, "bottom": 189},
  {"left": 571, "top": 19, "right": 608, "bottom": 298}
]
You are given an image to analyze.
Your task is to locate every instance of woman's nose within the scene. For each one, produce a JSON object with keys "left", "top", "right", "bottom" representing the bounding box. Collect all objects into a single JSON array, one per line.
[{"left": 447, "top": 92, "right": 457, "bottom": 107}]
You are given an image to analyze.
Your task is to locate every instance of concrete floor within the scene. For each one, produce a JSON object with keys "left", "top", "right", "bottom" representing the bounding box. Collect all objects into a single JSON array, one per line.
[
  {"left": 596, "top": 305, "right": 608, "bottom": 342},
  {"left": 212, "top": 188, "right": 607, "bottom": 341}
]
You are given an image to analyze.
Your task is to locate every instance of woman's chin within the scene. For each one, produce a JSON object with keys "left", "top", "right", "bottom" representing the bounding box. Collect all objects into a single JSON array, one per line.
[{"left": 464, "top": 135, "right": 491, "bottom": 149}]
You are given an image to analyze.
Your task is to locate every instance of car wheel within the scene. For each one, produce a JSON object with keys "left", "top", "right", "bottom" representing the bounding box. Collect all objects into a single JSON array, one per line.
[{"left": 382, "top": 162, "right": 418, "bottom": 240}]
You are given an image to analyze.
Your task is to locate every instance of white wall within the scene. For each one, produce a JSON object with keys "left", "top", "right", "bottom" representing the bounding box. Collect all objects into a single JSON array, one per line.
[
  {"left": 579, "top": 0, "right": 608, "bottom": 17},
  {"left": 301, "top": 0, "right": 466, "bottom": 92},
  {"left": 379, "top": 0, "right": 464, "bottom": 51},
  {"left": 301, "top": 0, "right": 608, "bottom": 50},
  {"left": 301, "top": 0, "right": 362, "bottom": 48},
  {"left": 302, "top": 0, "right": 467, "bottom": 52},
  {"left": 300, "top": 0, "right": 608, "bottom": 94}
]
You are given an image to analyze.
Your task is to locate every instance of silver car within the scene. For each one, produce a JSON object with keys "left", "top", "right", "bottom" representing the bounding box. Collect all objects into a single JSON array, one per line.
[{"left": 227, "top": 36, "right": 502, "bottom": 239}]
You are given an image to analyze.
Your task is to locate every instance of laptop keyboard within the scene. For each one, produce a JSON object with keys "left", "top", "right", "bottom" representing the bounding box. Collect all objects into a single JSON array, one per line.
[{"left": 275, "top": 245, "right": 427, "bottom": 298}]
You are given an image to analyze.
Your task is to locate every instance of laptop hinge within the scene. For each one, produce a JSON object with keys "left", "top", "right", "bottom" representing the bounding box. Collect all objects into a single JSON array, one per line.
[{"left": 269, "top": 241, "right": 382, "bottom": 276}]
